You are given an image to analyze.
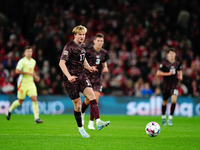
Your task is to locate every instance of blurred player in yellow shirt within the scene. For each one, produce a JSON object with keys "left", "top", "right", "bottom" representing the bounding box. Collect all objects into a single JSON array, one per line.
[{"left": 6, "top": 46, "right": 43, "bottom": 124}]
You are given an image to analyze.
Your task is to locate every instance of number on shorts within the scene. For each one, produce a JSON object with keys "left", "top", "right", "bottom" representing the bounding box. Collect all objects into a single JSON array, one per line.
[
  {"left": 86, "top": 80, "right": 91, "bottom": 86},
  {"left": 100, "top": 86, "right": 103, "bottom": 92},
  {"left": 173, "top": 89, "right": 178, "bottom": 95}
]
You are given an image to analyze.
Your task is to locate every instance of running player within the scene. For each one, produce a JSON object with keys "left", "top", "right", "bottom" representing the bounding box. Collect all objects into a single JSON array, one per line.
[
  {"left": 156, "top": 48, "right": 183, "bottom": 126},
  {"left": 81, "top": 33, "right": 109, "bottom": 130},
  {"left": 6, "top": 46, "right": 43, "bottom": 124},
  {"left": 59, "top": 25, "right": 110, "bottom": 138}
]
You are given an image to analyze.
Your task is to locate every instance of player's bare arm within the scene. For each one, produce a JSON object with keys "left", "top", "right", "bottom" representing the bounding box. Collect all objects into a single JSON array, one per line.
[
  {"left": 84, "top": 58, "right": 98, "bottom": 72},
  {"left": 102, "top": 62, "right": 109, "bottom": 73},
  {"left": 33, "top": 72, "right": 40, "bottom": 82},
  {"left": 59, "top": 59, "right": 77, "bottom": 82},
  {"left": 16, "top": 69, "right": 40, "bottom": 82},
  {"left": 156, "top": 70, "right": 173, "bottom": 76},
  {"left": 16, "top": 69, "right": 34, "bottom": 76},
  {"left": 177, "top": 70, "right": 183, "bottom": 81}
]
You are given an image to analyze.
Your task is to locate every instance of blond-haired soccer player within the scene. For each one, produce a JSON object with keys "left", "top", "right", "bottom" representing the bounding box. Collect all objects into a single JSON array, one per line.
[
  {"left": 6, "top": 46, "right": 43, "bottom": 124},
  {"left": 81, "top": 33, "right": 109, "bottom": 130},
  {"left": 59, "top": 25, "right": 110, "bottom": 138}
]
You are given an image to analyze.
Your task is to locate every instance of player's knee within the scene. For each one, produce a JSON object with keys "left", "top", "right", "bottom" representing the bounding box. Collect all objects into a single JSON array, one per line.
[
  {"left": 76, "top": 105, "right": 81, "bottom": 112},
  {"left": 171, "top": 95, "right": 177, "bottom": 103},
  {"left": 171, "top": 99, "right": 177, "bottom": 103},
  {"left": 74, "top": 102, "right": 81, "bottom": 111},
  {"left": 87, "top": 95, "right": 96, "bottom": 101},
  {"left": 31, "top": 96, "right": 37, "bottom": 102},
  {"left": 85, "top": 99, "right": 90, "bottom": 105},
  {"left": 162, "top": 100, "right": 167, "bottom": 105}
]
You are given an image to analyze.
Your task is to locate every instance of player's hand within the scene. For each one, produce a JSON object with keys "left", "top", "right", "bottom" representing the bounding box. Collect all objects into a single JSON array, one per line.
[
  {"left": 102, "top": 67, "right": 109, "bottom": 73},
  {"left": 68, "top": 76, "right": 78, "bottom": 82},
  {"left": 168, "top": 71, "right": 174, "bottom": 75},
  {"left": 178, "top": 76, "right": 183, "bottom": 81},
  {"left": 89, "top": 66, "right": 98, "bottom": 72},
  {"left": 34, "top": 75, "right": 40, "bottom": 82}
]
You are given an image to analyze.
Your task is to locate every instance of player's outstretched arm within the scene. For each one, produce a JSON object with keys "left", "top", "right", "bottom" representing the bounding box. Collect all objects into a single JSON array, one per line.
[
  {"left": 59, "top": 59, "right": 77, "bottom": 82},
  {"left": 84, "top": 58, "right": 98, "bottom": 72},
  {"left": 156, "top": 70, "right": 173, "bottom": 76},
  {"left": 16, "top": 69, "right": 34, "bottom": 76},
  {"left": 33, "top": 72, "right": 40, "bottom": 82},
  {"left": 177, "top": 70, "right": 183, "bottom": 81},
  {"left": 102, "top": 62, "right": 109, "bottom": 73}
]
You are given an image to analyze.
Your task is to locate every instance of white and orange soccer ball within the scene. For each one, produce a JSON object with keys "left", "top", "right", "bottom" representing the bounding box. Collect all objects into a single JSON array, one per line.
[{"left": 145, "top": 122, "right": 161, "bottom": 137}]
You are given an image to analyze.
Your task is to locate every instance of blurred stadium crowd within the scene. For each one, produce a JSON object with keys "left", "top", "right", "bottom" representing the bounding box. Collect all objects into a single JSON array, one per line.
[{"left": 0, "top": 0, "right": 200, "bottom": 97}]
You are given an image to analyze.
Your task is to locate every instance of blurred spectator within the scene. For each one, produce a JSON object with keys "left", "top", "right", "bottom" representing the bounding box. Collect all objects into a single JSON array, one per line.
[
  {"left": 0, "top": 78, "right": 14, "bottom": 94},
  {"left": 178, "top": 81, "right": 188, "bottom": 96},
  {"left": 36, "top": 49, "right": 45, "bottom": 70},
  {"left": 42, "top": 60, "right": 50, "bottom": 74},
  {"left": 134, "top": 77, "right": 145, "bottom": 97},
  {"left": 37, "top": 79, "right": 49, "bottom": 95},
  {"left": 0, "top": 62, "right": 9, "bottom": 85},
  {"left": 154, "top": 87, "right": 161, "bottom": 96},
  {"left": 3, "top": 52, "right": 17, "bottom": 72},
  {"left": 52, "top": 74, "right": 63, "bottom": 95},
  {"left": 141, "top": 82, "right": 153, "bottom": 97}
]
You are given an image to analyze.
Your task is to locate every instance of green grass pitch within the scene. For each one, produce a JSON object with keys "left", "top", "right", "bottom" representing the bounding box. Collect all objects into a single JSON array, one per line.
[{"left": 0, "top": 114, "right": 200, "bottom": 150}]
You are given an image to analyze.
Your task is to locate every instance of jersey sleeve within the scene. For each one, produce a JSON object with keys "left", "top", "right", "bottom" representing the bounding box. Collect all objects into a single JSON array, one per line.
[
  {"left": 102, "top": 50, "right": 109, "bottom": 63},
  {"left": 177, "top": 63, "right": 182, "bottom": 71},
  {"left": 159, "top": 62, "right": 165, "bottom": 72},
  {"left": 16, "top": 59, "right": 23, "bottom": 70},
  {"left": 60, "top": 45, "right": 72, "bottom": 61}
]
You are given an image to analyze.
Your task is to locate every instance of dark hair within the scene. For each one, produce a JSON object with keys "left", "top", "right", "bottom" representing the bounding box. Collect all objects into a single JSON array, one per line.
[
  {"left": 167, "top": 48, "right": 175, "bottom": 53},
  {"left": 94, "top": 33, "right": 104, "bottom": 39},
  {"left": 24, "top": 46, "right": 32, "bottom": 52}
]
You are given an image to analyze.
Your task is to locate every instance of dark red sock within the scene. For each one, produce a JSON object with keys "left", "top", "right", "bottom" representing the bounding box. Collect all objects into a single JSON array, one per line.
[
  {"left": 90, "top": 99, "right": 100, "bottom": 120},
  {"left": 162, "top": 105, "right": 167, "bottom": 115},
  {"left": 90, "top": 111, "right": 94, "bottom": 121},
  {"left": 82, "top": 100, "right": 89, "bottom": 113},
  {"left": 170, "top": 103, "right": 176, "bottom": 116},
  {"left": 74, "top": 110, "right": 82, "bottom": 127}
]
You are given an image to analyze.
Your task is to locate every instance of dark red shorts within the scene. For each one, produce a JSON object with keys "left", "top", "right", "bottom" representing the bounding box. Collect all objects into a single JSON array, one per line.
[
  {"left": 86, "top": 71, "right": 103, "bottom": 92},
  {"left": 91, "top": 83, "right": 102, "bottom": 92},
  {"left": 162, "top": 88, "right": 179, "bottom": 100},
  {"left": 63, "top": 73, "right": 92, "bottom": 100}
]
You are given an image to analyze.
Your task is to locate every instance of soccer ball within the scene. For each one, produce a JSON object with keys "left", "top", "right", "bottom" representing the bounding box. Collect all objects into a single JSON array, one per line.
[{"left": 145, "top": 122, "right": 161, "bottom": 137}]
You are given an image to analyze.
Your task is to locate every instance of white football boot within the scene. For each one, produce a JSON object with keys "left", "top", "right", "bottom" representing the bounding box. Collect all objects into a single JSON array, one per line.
[
  {"left": 96, "top": 120, "right": 110, "bottom": 130},
  {"left": 78, "top": 127, "right": 90, "bottom": 138},
  {"left": 88, "top": 120, "right": 95, "bottom": 130}
]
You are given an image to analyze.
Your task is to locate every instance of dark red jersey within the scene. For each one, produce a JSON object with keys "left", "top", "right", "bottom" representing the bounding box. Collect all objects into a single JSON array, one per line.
[
  {"left": 85, "top": 47, "right": 108, "bottom": 84},
  {"left": 159, "top": 59, "right": 182, "bottom": 91},
  {"left": 60, "top": 41, "right": 86, "bottom": 76}
]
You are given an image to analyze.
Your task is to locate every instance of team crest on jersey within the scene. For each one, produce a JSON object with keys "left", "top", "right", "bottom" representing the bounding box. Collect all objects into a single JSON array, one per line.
[
  {"left": 63, "top": 50, "right": 68, "bottom": 55},
  {"left": 96, "top": 55, "right": 100, "bottom": 58}
]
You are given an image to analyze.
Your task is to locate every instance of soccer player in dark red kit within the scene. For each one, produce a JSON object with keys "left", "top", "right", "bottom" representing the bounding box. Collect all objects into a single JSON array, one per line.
[
  {"left": 156, "top": 48, "right": 183, "bottom": 126},
  {"left": 81, "top": 33, "right": 109, "bottom": 130},
  {"left": 59, "top": 25, "right": 110, "bottom": 138}
]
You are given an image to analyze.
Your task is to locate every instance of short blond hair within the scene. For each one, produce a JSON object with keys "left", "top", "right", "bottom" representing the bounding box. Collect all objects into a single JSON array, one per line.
[{"left": 72, "top": 25, "right": 87, "bottom": 35}]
